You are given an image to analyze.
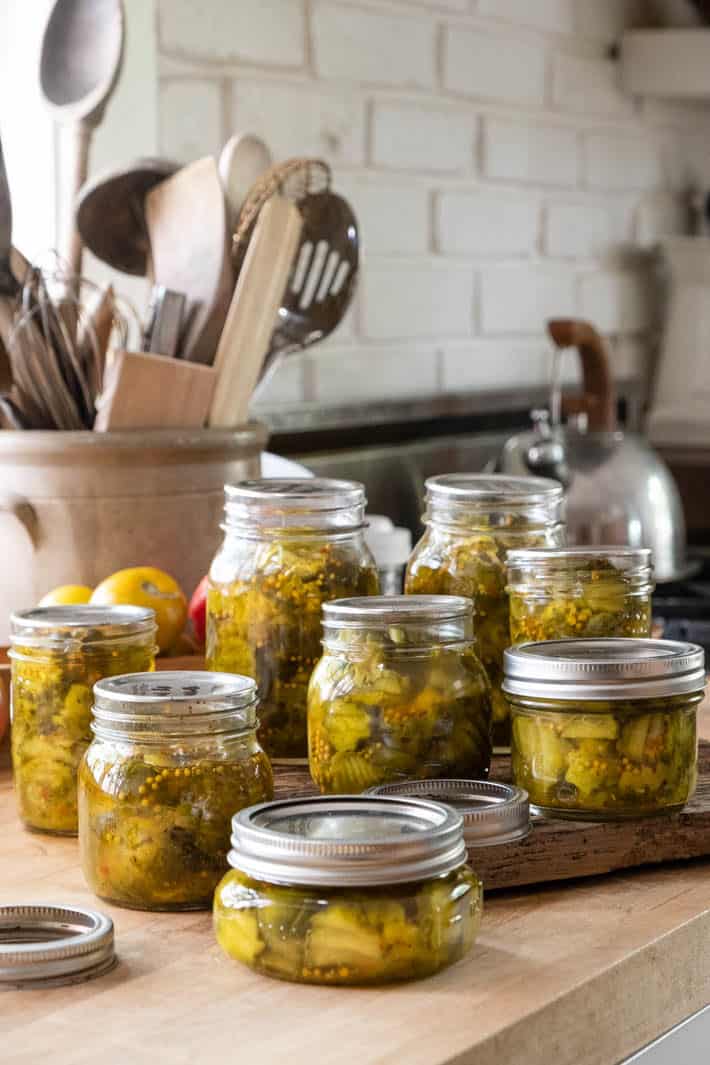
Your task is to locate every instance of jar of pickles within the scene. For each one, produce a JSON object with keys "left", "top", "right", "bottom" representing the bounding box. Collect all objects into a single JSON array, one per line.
[
  {"left": 78, "top": 671, "right": 273, "bottom": 911},
  {"left": 214, "top": 795, "right": 482, "bottom": 985},
  {"left": 9, "top": 605, "right": 157, "bottom": 836},
  {"left": 405, "top": 474, "right": 565, "bottom": 746},
  {"left": 504, "top": 638, "right": 704, "bottom": 819},
  {"left": 308, "top": 595, "right": 492, "bottom": 793},
  {"left": 506, "top": 547, "right": 653, "bottom": 644},
  {"left": 207, "top": 479, "right": 379, "bottom": 760}
]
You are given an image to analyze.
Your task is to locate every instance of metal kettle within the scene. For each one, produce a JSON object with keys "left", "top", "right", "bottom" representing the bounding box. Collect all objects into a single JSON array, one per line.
[{"left": 496, "top": 319, "right": 689, "bottom": 583}]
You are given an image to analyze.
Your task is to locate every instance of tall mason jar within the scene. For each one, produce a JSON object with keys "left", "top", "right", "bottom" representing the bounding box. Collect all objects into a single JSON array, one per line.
[
  {"left": 206, "top": 479, "right": 379, "bottom": 760},
  {"left": 308, "top": 595, "right": 492, "bottom": 793},
  {"left": 405, "top": 474, "right": 565, "bottom": 747},
  {"left": 9, "top": 605, "right": 157, "bottom": 836}
]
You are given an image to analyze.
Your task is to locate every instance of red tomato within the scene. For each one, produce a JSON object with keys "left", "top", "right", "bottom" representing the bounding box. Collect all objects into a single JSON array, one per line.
[{"left": 188, "top": 575, "right": 209, "bottom": 647}]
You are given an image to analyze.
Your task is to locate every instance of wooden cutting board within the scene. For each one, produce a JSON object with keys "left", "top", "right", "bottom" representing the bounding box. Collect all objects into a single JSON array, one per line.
[{"left": 273, "top": 741, "right": 710, "bottom": 892}]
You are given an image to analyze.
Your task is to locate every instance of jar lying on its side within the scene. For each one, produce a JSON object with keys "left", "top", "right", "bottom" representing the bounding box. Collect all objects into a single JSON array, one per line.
[
  {"left": 506, "top": 547, "right": 653, "bottom": 644},
  {"left": 79, "top": 671, "right": 273, "bottom": 910},
  {"left": 9, "top": 606, "right": 157, "bottom": 836},
  {"left": 405, "top": 474, "right": 565, "bottom": 747},
  {"left": 214, "top": 795, "right": 482, "bottom": 985},
  {"left": 207, "top": 479, "right": 379, "bottom": 760},
  {"left": 505, "top": 639, "right": 704, "bottom": 820},
  {"left": 308, "top": 595, "right": 492, "bottom": 793}
]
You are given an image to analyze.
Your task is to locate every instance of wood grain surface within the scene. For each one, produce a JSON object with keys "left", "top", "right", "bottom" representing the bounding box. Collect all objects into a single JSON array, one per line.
[
  {"left": 273, "top": 742, "right": 710, "bottom": 891},
  {"left": 2, "top": 717, "right": 710, "bottom": 1065}
]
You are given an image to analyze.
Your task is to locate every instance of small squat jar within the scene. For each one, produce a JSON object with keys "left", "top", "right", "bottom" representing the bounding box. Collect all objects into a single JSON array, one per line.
[
  {"left": 9, "top": 606, "right": 157, "bottom": 836},
  {"left": 308, "top": 595, "right": 492, "bottom": 793},
  {"left": 506, "top": 547, "right": 654, "bottom": 644},
  {"left": 207, "top": 479, "right": 379, "bottom": 760},
  {"left": 505, "top": 638, "right": 704, "bottom": 820},
  {"left": 79, "top": 671, "right": 273, "bottom": 911},
  {"left": 214, "top": 795, "right": 482, "bottom": 985},
  {"left": 405, "top": 474, "right": 565, "bottom": 746}
]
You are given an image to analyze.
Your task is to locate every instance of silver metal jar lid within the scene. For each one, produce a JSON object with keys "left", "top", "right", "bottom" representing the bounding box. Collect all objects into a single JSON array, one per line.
[
  {"left": 228, "top": 795, "right": 467, "bottom": 887},
  {"left": 10, "top": 605, "right": 156, "bottom": 649},
  {"left": 93, "top": 670, "right": 258, "bottom": 737},
  {"left": 323, "top": 595, "right": 473, "bottom": 626},
  {"left": 503, "top": 638, "right": 706, "bottom": 701},
  {"left": 0, "top": 904, "right": 116, "bottom": 989},
  {"left": 505, "top": 546, "right": 652, "bottom": 567},
  {"left": 225, "top": 478, "right": 365, "bottom": 511},
  {"left": 425, "top": 473, "right": 563, "bottom": 505},
  {"left": 367, "top": 780, "right": 530, "bottom": 847}
]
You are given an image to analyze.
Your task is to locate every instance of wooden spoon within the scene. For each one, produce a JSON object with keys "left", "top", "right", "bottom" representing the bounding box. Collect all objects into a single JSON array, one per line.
[
  {"left": 76, "top": 158, "right": 178, "bottom": 276},
  {"left": 145, "top": 156, "right": 234, "bottom": 364},
  {"left": 218, "top": 134, "right": 272, "bottom": 230},
  {"left": 39, "top": 0, "right": 125, "bottom": 280}
]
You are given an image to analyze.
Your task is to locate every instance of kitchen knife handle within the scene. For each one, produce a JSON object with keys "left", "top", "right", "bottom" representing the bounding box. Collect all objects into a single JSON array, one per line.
[
  {"left": 547, "top": 318, "right": 617, "bottom": 432},
  {"left": 0, "top": 493, "right": 39, "bottom": 549}
]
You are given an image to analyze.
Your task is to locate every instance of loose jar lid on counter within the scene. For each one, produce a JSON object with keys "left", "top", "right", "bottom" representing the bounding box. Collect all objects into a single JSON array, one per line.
[
  {"left": 503, "top": 638, "right": 706, "bottom": 701},
  {"left": 9, "top": 605, "right": 156, "bottom": 649},
  {"left": 367, "top": 780, "right": 530, "bottom": 847},
  {"left": 92, "top": 670, "right": 258, "bottom": 736},
  {"left": 0, "top": 904, "right": 116, "bottom": 989},
  {"left": 228, "top": 795, "right": 466, "bottom": 887}
]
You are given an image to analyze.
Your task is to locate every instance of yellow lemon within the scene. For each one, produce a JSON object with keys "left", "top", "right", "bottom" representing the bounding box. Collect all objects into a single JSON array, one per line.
[
  {"left": 90, "top": 566, "right": 187, "bottom": 654},
  {"left": 39, "top": 584, "right": 93, "bottom": 607}
]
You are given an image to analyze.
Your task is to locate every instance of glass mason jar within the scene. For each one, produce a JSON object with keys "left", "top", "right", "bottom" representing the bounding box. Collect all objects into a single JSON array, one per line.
[
  {"left": 207, "top": 479, "right": 379, "bottom": 760},
  {"left": 504, "top": 638, "right": 704, "bottom": 820},
  {"left": 405, "top": 474, "right": 565, "bottom": 747},
  {"left": 214, "top": 795, "right": 482, "bottom": 985},
  {"left": 78, "top": 671, "right": 273, "bottom": 911},
  {"left": 9, "top": 606, "right": 157, "bottom": 836},
  {"left": 506, "top": 547, "right": 654, "bottom": 644},
  {"left": 308, "top": 595, "right": 492, "bottom": 793}
]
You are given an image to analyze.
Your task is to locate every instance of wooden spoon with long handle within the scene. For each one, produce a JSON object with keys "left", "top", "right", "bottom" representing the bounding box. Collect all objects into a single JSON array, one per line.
[
  {"left": 208, "top": 197, "right": 302, "bottom": 428},
  {"left": 39, "top": 0, "right": 125, "bottom": 280}
]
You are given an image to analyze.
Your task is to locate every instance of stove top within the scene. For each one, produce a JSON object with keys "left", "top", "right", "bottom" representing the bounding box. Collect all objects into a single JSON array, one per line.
[{"left": 655, "top": 556, "right": 710, "bottom": 655}]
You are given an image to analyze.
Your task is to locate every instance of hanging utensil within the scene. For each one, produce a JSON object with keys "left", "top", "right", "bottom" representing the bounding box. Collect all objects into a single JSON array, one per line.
[
  {"left": 218, "top": 133, "right": 272, "bottom": 230},
  {"left": 39, "top": 0, "right": 125, "bottom": 280},
  {"left": 75, "top": 157, "right": 178, "bottom": 276}
]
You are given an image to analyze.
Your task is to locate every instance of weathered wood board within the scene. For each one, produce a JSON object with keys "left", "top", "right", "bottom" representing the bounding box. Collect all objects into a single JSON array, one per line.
[{"left": 273, "top": 742, "right": 710, "bottom": 891}]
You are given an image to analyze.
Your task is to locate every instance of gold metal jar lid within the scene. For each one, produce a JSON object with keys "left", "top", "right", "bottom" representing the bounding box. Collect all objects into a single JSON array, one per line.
[
  {"left": 229, "top": 795, "right": 466, "bottom": 887},
  {"left": 0, "top": 904, "right": 116, "bottom": 989},
  {"left": 503, "top": 638, "right": 706, "bottom": 701},
  {"left": 367, "top": 780, "right": 530, "bottom": 847}
]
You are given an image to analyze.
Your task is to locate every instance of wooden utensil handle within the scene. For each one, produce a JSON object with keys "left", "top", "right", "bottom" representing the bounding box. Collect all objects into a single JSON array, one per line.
[
  {"left": 63, "top": 121, "right": 93, "bottom": 280},
  {"left": 547, "top": 318, "right": 617, "bottom": 432},
  {"left": 0, "top": 492, "right": 39, "bottom": 548}
]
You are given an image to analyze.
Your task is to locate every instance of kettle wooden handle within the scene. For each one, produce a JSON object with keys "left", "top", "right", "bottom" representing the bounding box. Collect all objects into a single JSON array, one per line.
[{"left": 547, "top": 319, "right": 617, "bottom": 432}]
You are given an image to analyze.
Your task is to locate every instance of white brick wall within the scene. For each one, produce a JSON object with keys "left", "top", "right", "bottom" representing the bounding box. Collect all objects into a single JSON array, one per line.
[{"left": 154, "top": 0, "right": 710, "bottom": 411}]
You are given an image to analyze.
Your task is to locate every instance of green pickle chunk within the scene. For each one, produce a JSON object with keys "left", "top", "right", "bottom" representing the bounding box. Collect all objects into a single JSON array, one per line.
[
  {"left": 511, "top": 694, "right": 699, "bottom": 817},
  {"left": 509, "top": 557, "right": 652, "bottom": 645},
  {"left": 11, "top": 641, "right": 154, "bottom": 835},
  {"left": 78, "top": 745, "right": 273, "bottom": 910},
  {"left": 214, "top": 865, "right": 482, "bottom": 984},
  {"left": 308, "top": 630, "right": 492, "bottom": 793},
  {"left": 207, "top": 537, "right": 379, "bottom": 759},
  {"left": 406, "top": 527, "right": 556, "bottom": 746}
]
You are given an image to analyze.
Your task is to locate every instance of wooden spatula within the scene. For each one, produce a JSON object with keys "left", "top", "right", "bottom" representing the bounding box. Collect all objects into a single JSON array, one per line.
[
  {"left": 145, "top": 157, "right": 234, "bottom": 364},
  {"left": 208, "top": 196, "right": 302, "bottom": 428}
]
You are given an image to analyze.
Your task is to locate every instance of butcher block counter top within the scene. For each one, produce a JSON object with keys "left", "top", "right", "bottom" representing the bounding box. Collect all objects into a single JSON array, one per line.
[{"left": 3, "top": 714, "right": 710, "bottom": 1065}]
